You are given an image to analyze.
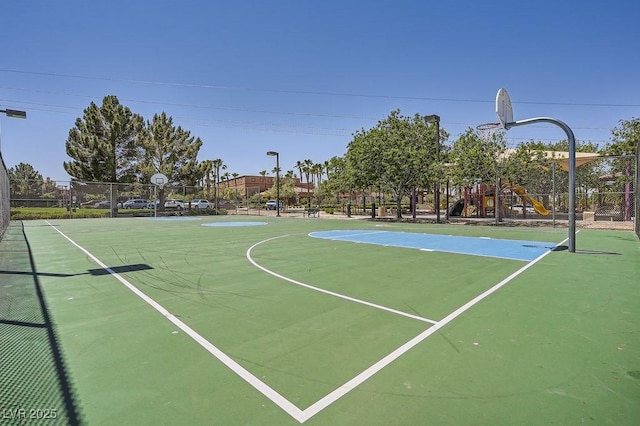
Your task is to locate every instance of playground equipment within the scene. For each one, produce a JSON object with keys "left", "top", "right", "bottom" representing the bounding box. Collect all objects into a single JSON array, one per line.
[
  {"left": 503, "top": 184, "right": 549, "bottom": 216},
  {"left": 448, "top": 184, "right": 496, "bottom": 218},
  {"left": 448, "top": 183, "right": 549, "bottom": 218}
]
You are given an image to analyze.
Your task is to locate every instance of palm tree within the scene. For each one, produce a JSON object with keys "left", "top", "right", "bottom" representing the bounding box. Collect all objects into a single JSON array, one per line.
[
  {"left": 200, "top": 160, "right": 214, "bottom": 199},
  {"left": 311, "top": 162, "right": 324, "bottom": 205},
  {"left": 295, "top": 161, "right": 304, "bottom": 205},
  {"left": 313, "top": 162, "right": 323, "bottom": 185},
  {"left": 231, "top": 172, "right": 240, "bottom": 203},
  {"left": 303, "top": 159, "right": 313, "bottom": 208},
  {"left": 212, "top": 159, "right": 226, "bottom": 210}
]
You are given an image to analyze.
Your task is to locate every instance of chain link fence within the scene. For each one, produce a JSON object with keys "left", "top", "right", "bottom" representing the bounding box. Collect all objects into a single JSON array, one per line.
[
  {"left": 0, "top": 154, "right": 10, "bottom": 240},
  {"left": 6, "top": 151, "right": 638, "bottom": 230},
  {"left": 446, "top": 155, "right": 636, "bottom": 225},
  {"left": 448, "top": 188, "right": 635, "bottom": 224},
  {"left": 635, "top": 143, "right": 640, "bottom": 238},
  {"left": 8, "top": 180, "right": 267, "bottom": 216}
]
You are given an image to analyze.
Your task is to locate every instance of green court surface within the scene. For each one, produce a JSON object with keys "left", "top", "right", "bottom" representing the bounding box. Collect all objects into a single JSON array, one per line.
[{"left": 1, "top": 217, "right": 639, "bottom": 425}]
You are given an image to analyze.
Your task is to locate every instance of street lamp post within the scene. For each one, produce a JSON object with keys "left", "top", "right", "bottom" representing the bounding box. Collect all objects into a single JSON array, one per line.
[
  {"left": 0, "top": 108, "right": 27, "bottom": 150},
  {"left": 266, "top": 151, "right": 280, "bottom": 217},
  {"left": 425, "top": 114, "right": 441, "bottom": 223},
  {"left": 0, "top": 109, "right": 26, "bottom": 119}
]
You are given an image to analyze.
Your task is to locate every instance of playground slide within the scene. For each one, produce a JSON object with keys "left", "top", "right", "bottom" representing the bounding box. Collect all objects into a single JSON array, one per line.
[
  {"left": 448, "top": 199, "right": 464, "bottom": 217},
  {"left": 509, "top": 185, "right": 549, "bottom": 216}
]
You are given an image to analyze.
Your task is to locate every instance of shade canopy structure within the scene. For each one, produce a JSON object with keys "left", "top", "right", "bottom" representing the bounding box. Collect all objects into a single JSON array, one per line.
[
  {"left": 540, "top": 151, "right": 601, "bottom": 171},
  {"left": 498, "top": 149, "right": 601, "bottom": 171}
]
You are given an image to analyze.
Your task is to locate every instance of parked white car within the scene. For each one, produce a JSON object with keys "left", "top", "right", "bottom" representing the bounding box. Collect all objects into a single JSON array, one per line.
[
  {"left": 511, "top": 204, "right": 535, "bottom": 214},
  {"left": 189, "top": 199, "right": 212, "bottom": 209},
  {"left": 164, "top": 199, "right": 185, "bottom": 210}
]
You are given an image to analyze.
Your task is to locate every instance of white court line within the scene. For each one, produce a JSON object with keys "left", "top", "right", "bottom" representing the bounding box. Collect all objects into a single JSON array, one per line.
[
  {"left": 44, "top": 222, "right": 305, "bottom": 421},
  {"left": 246, "top": 235, "right": 437, "bottom": 324},
  {"left": 47, "top": 221, "right": 568, "bottom": 424},
  {"left": 250, "top": 232, "right": 569, "bottom": 422},
  {"left": 297, "top": 234, "right": 570, "bottom": 422}
]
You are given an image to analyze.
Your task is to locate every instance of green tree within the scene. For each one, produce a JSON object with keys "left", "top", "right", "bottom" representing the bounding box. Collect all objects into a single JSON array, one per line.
[
  {"left": 8, "top": 163, "right": 43, "bottom": 198},
  {"left": 295, "top": 160, "right": 304, "bottom": 190},
  {"left": 41, "top": 178, "right": 58, "bottom": 200},
  {"left": 200, "top": 160, "right": 214, "bottom": 199},
  {"left": 231, "top": 172, "right": 240, "bottom": 202},
  {"left": 139, "top": 112, "right": 202, "bottom": 187},
  {"left": 322, "top": 156, "right": 348, "bottom": 199},
  {"left": 499, "top": 143, "right": 549, "bottom": 191},
  {"left": 344, "top": 110, "right": 442, "bottom": 217},
  {"left": 211, "top": 159, "right": 226, "bottom": 209},
  {"left": 265, "top": 177, "right": 295, "bottom": 203},
  {"left": 63, "top": 95, "right": 144, "bottom": 182},
  {"left": 497, "top": 139, "right": 602, "bottom": 211},
  {"left": 449, "top": 127, "right": 506, "bottom": 188},
  {"left": 601, "top": 117, "right": 639, "bottom": 213},
  {"left": 605, "top": 117, "right": 640, "bottom": 156},
  {"left": 602, "top": 117, "right": 639, "bottom": 184}
]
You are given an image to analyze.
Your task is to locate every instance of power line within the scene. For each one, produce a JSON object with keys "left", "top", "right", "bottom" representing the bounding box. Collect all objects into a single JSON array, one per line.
[
  {"left": 2, "top": 68, "right": 639, "bottom": 108},
  {"left": 7, "top": 104, "right": 610, "bottom": 143},
  {"left": 0, "top": 87, "right": 379, "bottom": 121},
  {"left": 0, "top": 95, "right": 616, "bottom": 138}
]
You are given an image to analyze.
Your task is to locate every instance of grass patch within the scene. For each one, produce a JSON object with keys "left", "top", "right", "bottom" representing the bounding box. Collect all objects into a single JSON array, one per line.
[
  {"left": 12, "top": 207, "right": 111, "bottom": 220},
  {"left": 10, "top": 207, "right": 229, "bottom": 220}
]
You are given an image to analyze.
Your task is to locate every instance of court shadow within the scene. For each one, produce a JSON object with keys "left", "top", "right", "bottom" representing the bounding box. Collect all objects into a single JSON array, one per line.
[
  {"left": 575, "top": 249, "right": 622, "bottom": 256},
  {"left": 88, "top": 263, "right": 153, "bottom": 275},
  {"left": 0, "top": 263, "right": 153, "bottom": 278},
  {"left": 551, "top": 245, "right": 622, "bottom": 255}
]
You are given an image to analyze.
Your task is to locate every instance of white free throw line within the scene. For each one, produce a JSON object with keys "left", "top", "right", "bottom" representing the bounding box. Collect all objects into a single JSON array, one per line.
[{"left": 246, "top": 235, "right": 438, "bottom": 324}]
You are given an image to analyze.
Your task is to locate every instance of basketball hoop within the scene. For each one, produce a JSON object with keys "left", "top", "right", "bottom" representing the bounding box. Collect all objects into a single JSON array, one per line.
[
  {"left": 150, "top": 173, "right": 168, "bottom": 190},
  {"left": 476, "top": 122, "right": 504, "bottom": 143},
  {"left": 476, "top": 122, "right": 501, "bottom": 131}
]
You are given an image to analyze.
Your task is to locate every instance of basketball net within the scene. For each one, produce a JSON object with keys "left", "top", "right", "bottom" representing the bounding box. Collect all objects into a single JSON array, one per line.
[{"left": 476, "top": 122, "right": 504, "bottom": 144}]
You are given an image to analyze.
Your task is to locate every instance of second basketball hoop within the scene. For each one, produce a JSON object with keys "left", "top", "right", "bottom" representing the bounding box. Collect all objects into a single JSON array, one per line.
[{"left": 495, "top": 87, "right": 514, "bottom": 129}]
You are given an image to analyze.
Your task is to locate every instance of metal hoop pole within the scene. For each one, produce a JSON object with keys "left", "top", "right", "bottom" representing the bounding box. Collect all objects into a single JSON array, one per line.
[{"left": 505, "top": 117, "right": 576, "bottom": 252}]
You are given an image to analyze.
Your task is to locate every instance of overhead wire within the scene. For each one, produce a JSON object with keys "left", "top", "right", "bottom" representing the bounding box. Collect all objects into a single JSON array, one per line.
[
  {"left": 2, "top": 68, "right": 639, "bottom": 107},
  {"left": 0, "top": 69, "right": 622, "bottom": 144}
]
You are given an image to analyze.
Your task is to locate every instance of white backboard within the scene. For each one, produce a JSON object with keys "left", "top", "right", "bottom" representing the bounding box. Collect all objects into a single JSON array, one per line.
[
  {"left": 150, "top": 173, "right": 168, "bottom": 186},
  {"left": 496, "top": 88, "right": 513, "bottom": 129}
]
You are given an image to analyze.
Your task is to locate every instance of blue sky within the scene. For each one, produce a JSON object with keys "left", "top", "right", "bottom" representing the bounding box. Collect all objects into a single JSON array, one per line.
[{"left": 1, "top": 0, "right": 638, "bottom": 181}]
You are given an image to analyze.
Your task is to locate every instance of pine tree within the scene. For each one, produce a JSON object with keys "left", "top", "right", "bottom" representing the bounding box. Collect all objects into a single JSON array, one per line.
[{"left": 63, "top": 95, "right": 144, "bottom": 182}]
